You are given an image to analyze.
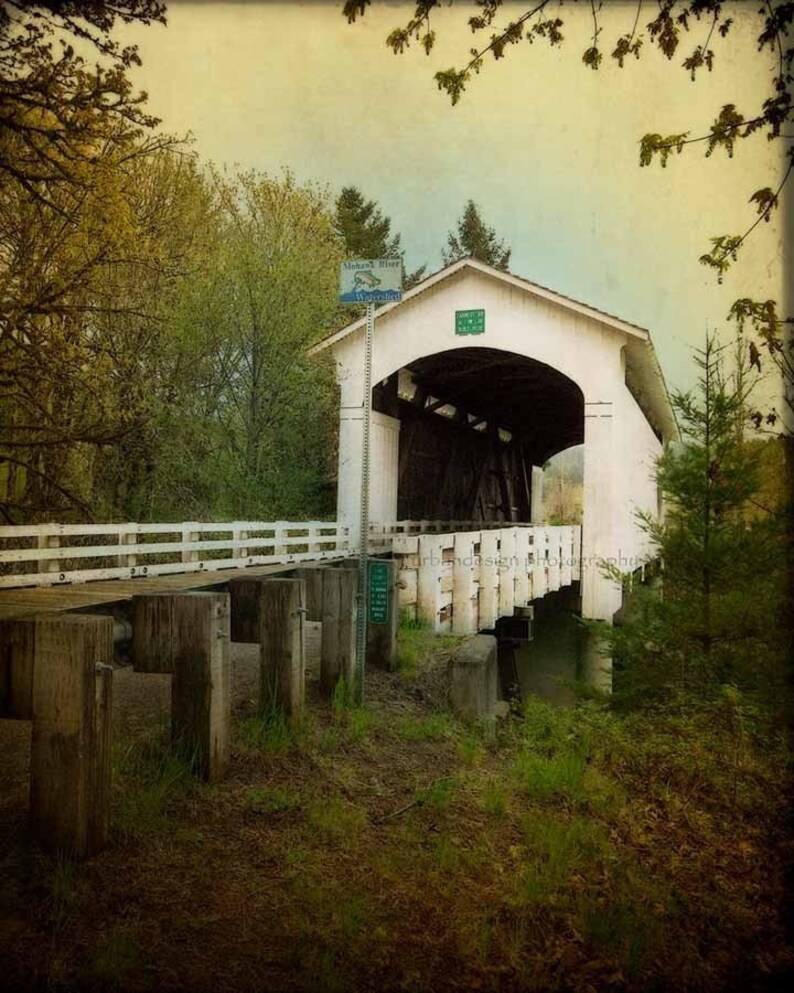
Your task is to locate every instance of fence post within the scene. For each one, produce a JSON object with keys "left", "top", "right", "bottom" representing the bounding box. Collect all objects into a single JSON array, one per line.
[
  {"left": 531, "top": 526, "right": 548, "bottom": 599},
  {"left": 117, "top": 528, "right": 138, "bottom": 570},
  {"left": 548, "top": 527, "right": 562, "bottom": 592},
  {"left": 181, "top": 523, "right": 200, "bottom": 564},
  {"left": 514, "top": 528, "right": 531, "bottom": 609},
  {"left": 29, "top": 614, "right": 114, "bottom": 858},
  {"left": 36, "top": 531, "right": 60, "bottom": 576},
  {"left": 417, "top": 534, "right": 444, "bottom": 630},
  {"left": 498, "top": 527, "right": 517, "bottom": 619},
  {"left": 258, "top": 578, "right": 305, "bottom": 715},
  {"left": 232, "top": 523, "right": 249, "bottom": 562},
  {"left": 452, "top": 532, "right": 477, "bottom": 635},
  {"left": 478, "top": 530, "right": 499, "bottom": 630}
]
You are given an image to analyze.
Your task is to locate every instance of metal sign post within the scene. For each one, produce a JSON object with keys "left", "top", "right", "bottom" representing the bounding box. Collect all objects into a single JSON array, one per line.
[
  {"left": 355, "top": 299, "right": 374, "bottom": 703},
  {"left": 339, "top": 259, "right": 402, "bottom": 703}
]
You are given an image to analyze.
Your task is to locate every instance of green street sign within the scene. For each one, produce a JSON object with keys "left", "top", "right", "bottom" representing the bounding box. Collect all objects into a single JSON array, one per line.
[
  {"left": 368, "top": 561, "right": 390, "bottom": 624},
  {"left": 455, "top": 309, "right": 485, "bottom": 335}
]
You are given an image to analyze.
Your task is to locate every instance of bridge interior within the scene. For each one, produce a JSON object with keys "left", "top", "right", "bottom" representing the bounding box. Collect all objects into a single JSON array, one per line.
[{"left": 372, "top": 347, "right": 583, "bottom": 523}]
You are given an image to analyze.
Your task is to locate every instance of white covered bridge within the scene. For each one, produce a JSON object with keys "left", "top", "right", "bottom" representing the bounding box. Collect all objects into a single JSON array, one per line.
[{"left": 313, "top": 257, "right": 678, "bottom": 626}]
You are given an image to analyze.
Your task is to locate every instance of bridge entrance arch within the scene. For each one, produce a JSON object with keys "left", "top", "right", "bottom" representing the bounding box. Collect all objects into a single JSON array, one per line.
[
  {"left": 372, "top": 346, "right": 582, "bottom": 524},
  {"left": 312, "top": 258, "right": 677, "bottom": 622}
]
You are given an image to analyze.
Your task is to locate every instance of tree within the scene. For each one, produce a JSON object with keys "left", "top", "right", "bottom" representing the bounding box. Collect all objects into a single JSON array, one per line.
[
  {"left": 154, "top": 169, "right": 344, "bottom": 520},
  {"left": 605, "top": 336, "right": 785, "bottom": 710},
  {"left": 334, "top": 186, "right": 426, "bottom": 287},
  {"left": 0, "top": 1, "right": 182, "bottom": 521},
  {"left": 0, "top": 147, "right": 215, "bottom": 522},
  {"left": 443, "top": 200, "right": 511, "bottom": 270},
  {"left": 0, "top": 1, "right": 170, "bottom": 209}
]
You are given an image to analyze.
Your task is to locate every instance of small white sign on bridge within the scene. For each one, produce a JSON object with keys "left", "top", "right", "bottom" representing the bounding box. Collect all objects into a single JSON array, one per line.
[{"left": 339, "top": 259, "right": 402, "bottom": 304}]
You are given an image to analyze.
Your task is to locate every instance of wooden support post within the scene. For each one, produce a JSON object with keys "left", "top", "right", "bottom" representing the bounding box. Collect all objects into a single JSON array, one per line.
[
  {"left": 170, "top": 593, "right": 231, "bottom": 782},
  {"left": 366, "top": 559, "right": 398, "bottom": 670},
  {"left": 29, "top": 614, "right": 114, "bottom": 858},
  {"left": 452, "top": 532, "right": 478, "bottom": 635},
  {"left": 417, "top": 534, "right": 444, "bottom": 630},
  {"left": 478, "top": 530, "right": 499, "bottom": 630},
  {"left": 498, "top": 527, "right": 517, "bottom": 619},
  {"left": 514, "top": 528, "right": 531, "bottom": 608},
  {"left": 531, "top": 527, "right": 548, "bottom": 599},
  {"left": 228, "top": 577, "right": 267, "bottom": 643},
  {"left": 293, "top": 567, "right": 326, "bottom": 622},
  {"left": 258, "top": 578, "right": 305, "bottom": 714},
  {"left": 131, "top": 593, "right": 177, "bottom": 671},
  {"left": 0, "top": 619, "right": 35, "bottom": 719},
  {"left": 320, "top": 568, "right": 358, "bottom": 695}
]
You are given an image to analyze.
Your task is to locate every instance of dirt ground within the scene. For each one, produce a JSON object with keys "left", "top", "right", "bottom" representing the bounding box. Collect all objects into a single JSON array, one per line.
[{"left": 0, "top": 638, "right": 791, "bottom": 993}]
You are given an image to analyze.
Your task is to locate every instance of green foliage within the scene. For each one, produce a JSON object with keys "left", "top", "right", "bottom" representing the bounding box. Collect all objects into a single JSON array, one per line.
[
  {"left": 605, "top": 335, "right": 786, "bottom": 711},
  {"left": 442, "top": 200, "right": 511, "bottom": 271}
]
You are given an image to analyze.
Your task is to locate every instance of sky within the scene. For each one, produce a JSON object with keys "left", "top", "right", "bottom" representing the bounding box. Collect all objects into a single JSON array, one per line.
[{"left": 120, "top": 1, "right": 788, "bottom": 402}]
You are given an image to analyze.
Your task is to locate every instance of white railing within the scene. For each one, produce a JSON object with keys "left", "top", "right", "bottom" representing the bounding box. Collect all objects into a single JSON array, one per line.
[
  {"left": 0, "top": 518, "right": 557, "bottom": 590},
  {"left": 392, "top": 525, "right": 582, "bottom": 633}
]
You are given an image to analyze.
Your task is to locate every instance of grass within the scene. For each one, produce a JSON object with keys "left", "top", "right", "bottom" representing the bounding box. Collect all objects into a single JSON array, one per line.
[
  {"left": 245, "top": 785, "right": 302, "bottom": 816},
  {"left": 396, "top": 712, "right": 454, "bottom": 741},
  {"left": 111, "top": 731, "right": 198, "bottom": 840},
  {"left": 0, "top": 651, "right": 790, "bottom": 993}
]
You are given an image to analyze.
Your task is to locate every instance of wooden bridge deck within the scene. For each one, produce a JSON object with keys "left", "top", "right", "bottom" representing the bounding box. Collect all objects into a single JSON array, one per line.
[{"left": 0, "top": 561, "right": 324, "bottom": 622}]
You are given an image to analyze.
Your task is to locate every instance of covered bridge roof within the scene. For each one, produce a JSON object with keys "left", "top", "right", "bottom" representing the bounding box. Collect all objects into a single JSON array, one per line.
[{"left": 313, "top": 257, "right": 678, "bottom": 443}]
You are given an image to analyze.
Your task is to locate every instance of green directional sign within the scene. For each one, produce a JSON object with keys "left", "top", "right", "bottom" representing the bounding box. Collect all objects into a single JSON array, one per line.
[
  {"left": 368, "top": 560, "right": 390, "bottom": 624},
  {"left": 455, "top": 309, "right": 485, "bottom": 335}
]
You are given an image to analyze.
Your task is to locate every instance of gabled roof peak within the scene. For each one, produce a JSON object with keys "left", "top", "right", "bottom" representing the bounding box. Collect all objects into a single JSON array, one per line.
[{"left": 311, "top": 256, "right": 649, "bottom": 355}]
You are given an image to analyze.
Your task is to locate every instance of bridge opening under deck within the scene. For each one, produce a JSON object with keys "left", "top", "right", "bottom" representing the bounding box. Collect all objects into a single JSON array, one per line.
[{"left": 372, "top": 347, "right": 584, "bottom": 525}]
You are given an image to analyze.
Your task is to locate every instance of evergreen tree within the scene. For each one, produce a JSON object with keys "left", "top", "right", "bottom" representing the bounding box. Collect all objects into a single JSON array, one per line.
[
  {"left": 442, "top": 200, "right": 511, "bottom": 270},
  {"left": 606, "top": 335, "right": 785, "bottom": 710},
  {"left": 334, "top": 186, "right": 426, "bottom": 288}
]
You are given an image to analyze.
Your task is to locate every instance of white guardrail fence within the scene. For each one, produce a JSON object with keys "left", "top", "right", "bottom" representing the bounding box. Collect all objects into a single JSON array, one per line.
[{"left": 0, "top": 520, "right": 581, "bottom": 592}]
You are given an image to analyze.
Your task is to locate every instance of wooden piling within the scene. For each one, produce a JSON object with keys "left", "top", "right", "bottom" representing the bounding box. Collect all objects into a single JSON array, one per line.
[
  {"left": 0, "top": 618, "right": 35, "bottom": 719},
  {"left": 366, "top": 559, "right": 398, "bottom": 670},
  {"left": 320, "top": 567, "right": 357, "bottom": 695},
  {"left": 258, "top": 578, "right": 305, "bottom": 714},
  {"left": 170, "top": 593, "right": 231, "bottom": 782},
  {"left": 228, "top": 577, "right": 265, "bottom": 643},
  {"left": 131, "top": 593, "right": 176, "bottom": 672},
  {"left": 293, "top": 567, "right": 325, "bottom": 622},
  {"left": 28, "top": 614, "right": 114, "bottom": 858}
]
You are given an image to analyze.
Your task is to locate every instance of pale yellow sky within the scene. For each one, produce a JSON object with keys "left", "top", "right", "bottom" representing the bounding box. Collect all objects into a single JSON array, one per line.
[{"left": 121, "top": 1, "right": 786, "bottom": 399}]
